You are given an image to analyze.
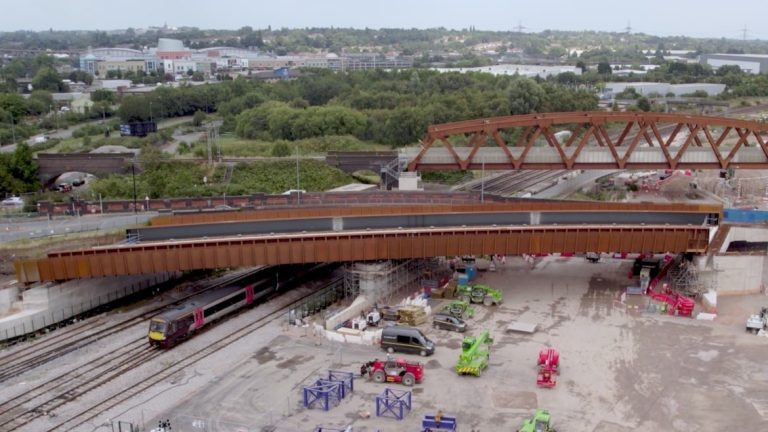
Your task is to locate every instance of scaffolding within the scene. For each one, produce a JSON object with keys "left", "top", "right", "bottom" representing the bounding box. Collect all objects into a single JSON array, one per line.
[
  {"left": 287, "top": 277, "right": 345, "bottom": 324},
  {"left": 342, "top": 259, "right": 441, "bottom": 305},
  {"left": 666, "top": 255, "right": 712, "bottom": 298}
]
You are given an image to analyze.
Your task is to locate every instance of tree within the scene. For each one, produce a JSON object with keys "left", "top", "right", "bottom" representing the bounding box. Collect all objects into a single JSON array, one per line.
[
  {"left": 576, "top": 60, "right": 587, "bottom": 73},
  {"left": 0, "top": 93, "right": 26, "bottom": 120},
  {"left": 118, "top": 96, "right": 151, "bottom": 122},
  {"left": 26, "top": 90, "right": 53, "bottom": 115},
  {"left": 91, "top": 89, "right": 116, "bottom": 104},
  {"left": 636, "top": 96, "right": 652, "bottom": 112},
  {"left": 32, "top": 67, "right": 67, "bottom": 92},
  {"left": 9, "top": 143, "right": 39, "bottom": 191},
  {"left": 508, "top": 78, "right": 546, "bottom": 115},
  {"left": 597, "top": 62, "right": 612, "bottom": 75}
]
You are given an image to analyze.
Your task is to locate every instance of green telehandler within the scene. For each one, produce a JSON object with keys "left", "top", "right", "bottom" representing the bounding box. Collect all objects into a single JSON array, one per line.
[
  {"left": 441, "top": 300, "right": 475, "bottom": 318},
  {"left": 455, "top": 283, "right": 502, "bottom": 306},
  {"left": 518, "top": 409, "right": 553, "bottom": 432},
  {"left": 455, "top": 329, "right": 492, "bottom": 376}
]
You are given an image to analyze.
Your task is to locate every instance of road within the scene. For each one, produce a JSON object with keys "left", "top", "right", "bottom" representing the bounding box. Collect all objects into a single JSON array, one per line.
[
  {"left": 0, "top": 212, "right": 155, "bottom": 243},
  {"left": 0, "top": 115, "right": 193, "bottom": 154}
]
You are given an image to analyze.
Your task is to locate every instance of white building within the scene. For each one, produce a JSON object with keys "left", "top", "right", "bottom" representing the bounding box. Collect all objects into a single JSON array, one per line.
[
  {"left": 603, "top": 82, "right": 726, "bottom": 97},
  {"left": 699, "top": 54, "right": 768, "bottom": 74},
  {"left": 432, "top": 64, "right": 581, "bottom": 79}
]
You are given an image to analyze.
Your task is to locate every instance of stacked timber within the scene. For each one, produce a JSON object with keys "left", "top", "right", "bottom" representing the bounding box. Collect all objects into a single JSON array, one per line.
[
  {"left": 381, "top": 306, "right": 400, "bottom": 322},
  {"left": 398, "top": 305, "right": 427, "bottom": 326}
]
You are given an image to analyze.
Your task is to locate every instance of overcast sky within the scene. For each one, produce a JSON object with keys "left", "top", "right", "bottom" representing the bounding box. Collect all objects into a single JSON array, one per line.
[{"left": 2, "top": 0, "right": 766, "bottom": 40}]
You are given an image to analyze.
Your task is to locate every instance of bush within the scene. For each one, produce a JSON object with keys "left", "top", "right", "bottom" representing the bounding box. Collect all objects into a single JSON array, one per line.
[
  {"left": 177, "top": 141, "right": 191, "bottom": 154},
  {"left": 271, "top": 141, "right": 291, "bottom": 157},
  {"left": 192, "top": 110, "right": 206, "bottom": 127}
]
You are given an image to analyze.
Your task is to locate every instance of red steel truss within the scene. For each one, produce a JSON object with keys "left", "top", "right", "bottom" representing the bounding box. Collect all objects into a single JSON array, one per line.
[{"left": 406, "top": 112, "right": 768, "bottom": 171}]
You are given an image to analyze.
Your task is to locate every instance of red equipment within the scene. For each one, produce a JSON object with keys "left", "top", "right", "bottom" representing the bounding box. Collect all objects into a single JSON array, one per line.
[
  {"left": 648, "top": 282, "right": 695, "bottom": 317},
  {"left": 536, "top": 347, "right": 559, "bottom": 388},
  {"left": 361, "top": 358, "right": 424, "bottom": 386}
]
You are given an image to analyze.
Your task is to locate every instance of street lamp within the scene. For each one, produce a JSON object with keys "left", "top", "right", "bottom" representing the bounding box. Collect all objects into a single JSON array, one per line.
[
  {"left": 295, "top": 145, "right": 301, "bottom": 205},
  {"left": 131, "top": 160, "right": 138, "bottom": 216},
  {"left": 101, "top": 105, "right": 109, "bottom": 137},
  {"left": 480, "top": 157, "right": 485, "bottom": 203}
]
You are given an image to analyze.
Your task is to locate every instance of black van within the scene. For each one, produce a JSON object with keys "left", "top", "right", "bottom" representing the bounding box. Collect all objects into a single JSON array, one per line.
[{"left": 380, "top": 326, "right": 435, "bottom": 356}]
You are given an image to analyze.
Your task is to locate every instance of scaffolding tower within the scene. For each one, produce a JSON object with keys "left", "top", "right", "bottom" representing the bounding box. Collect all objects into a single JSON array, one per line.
[
  {"left": 666, "top": 255, "right": 711, "bottom": 298},
  {"left": 343, "top": 259, "right": 440, "bottom": 304}
]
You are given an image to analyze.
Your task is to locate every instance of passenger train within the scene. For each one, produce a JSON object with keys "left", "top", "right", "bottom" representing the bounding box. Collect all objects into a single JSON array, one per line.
[{"left": 148, "top": 280, "right": 272, "bottom": 348}]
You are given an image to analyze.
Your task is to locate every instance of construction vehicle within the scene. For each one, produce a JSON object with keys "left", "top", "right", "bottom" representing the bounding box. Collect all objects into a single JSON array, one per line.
[
  {"left": 361, "top": 358, "right": 424, "bottom": 386},
  {"left": 455, "top": 329, "right": 492, "bottom": 376},
  {"left": 536, "top": 347, "right": 559, "bottom": 388},
  {"left": 441, "top": 300, "right": 475, "bottom": 319},
  {"left": 455, "top": 284, "right": 502, "bottom": 306},
  {"left": 518, "top": 409, "right": 553, "bottom": 432},
  {"left": 746, "top": 306, "right": 768, "bottom": 333}
]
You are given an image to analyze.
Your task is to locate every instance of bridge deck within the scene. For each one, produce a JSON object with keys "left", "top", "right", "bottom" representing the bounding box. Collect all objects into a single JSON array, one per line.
[{"left": 16, "top": 224, "right": 710, "bottom": 283}]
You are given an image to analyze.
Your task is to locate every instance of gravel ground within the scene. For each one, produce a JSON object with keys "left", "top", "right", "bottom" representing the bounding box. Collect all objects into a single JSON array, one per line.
[
  {"left": 5, "top": 258, "right": 768, "bottom": 432},
  {"left": 36, "top": 256, "right": 761, "bottom": 432}
]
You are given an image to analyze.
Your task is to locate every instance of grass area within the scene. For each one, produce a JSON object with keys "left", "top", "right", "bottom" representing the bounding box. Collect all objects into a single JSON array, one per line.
[
  {"left": 226, "top": 160, "right": 357, "bottom": 194},
  {"left": 187, "top": 134, "right": 388, "bottom": 158},
  {"left": 89, "top": 159, "right": 358, "bottom": 198}
]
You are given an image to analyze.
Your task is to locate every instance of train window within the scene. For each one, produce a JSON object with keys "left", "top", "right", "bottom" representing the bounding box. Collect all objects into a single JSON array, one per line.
[
  {"left": 203, "top": 291, "right": 247, "bottom": 317},
  {"left": 149, "top": 320, "right": 166, "bottom": 332}
]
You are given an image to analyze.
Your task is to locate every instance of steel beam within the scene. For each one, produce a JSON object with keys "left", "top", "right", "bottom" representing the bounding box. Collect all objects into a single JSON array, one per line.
[
  {"left": 15, "top": 225, "right": 710, "bottom": 283},
  {"left": 406, "top": 112, "right": 768, "bottom": 171}
]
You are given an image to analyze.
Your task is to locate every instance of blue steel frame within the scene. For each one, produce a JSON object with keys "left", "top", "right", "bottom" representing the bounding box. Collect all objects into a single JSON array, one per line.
[{"left": 376, "top": 388, "right": 412, "bottom": 420}]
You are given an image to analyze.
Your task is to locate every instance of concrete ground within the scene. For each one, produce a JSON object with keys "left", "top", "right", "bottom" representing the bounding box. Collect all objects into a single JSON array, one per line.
[{"left": 125, "top": 256, "right": 768, "bottom": 432}]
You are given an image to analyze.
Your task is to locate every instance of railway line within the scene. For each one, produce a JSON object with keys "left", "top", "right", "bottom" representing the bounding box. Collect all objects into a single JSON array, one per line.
[
  {"left": 0, "top": 267, "right": 269, "bottom": 383},
  {"left": 43, "top": 274, "right": 342, "bottom": 432},
  {"left": 0, "top": 264, "right": 333, "bottom": 431},
  {"left": 0, "top": 340, "right": 158, "bottom": 430},
  {"left": 462, "top": 170, "right": 569, "bottom": 197}
]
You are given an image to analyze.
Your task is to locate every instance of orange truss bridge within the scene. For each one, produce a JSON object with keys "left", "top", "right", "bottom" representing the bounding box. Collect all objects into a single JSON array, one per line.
[{"left": 404, "top": 112, "right": 768, "bottom": 171}]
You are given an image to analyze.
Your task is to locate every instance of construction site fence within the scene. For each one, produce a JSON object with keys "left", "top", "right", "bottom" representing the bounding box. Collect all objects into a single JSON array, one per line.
[{"left": 286, "top": 277, "right": 347, "bottom": 324}]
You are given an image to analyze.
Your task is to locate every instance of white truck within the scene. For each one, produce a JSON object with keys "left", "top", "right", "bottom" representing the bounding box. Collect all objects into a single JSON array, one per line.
[{"left": 746, "top": 307, "right": 768, "bottom": 333}]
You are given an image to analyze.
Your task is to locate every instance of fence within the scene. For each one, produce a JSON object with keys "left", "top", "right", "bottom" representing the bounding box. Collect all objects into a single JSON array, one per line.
[
  {"left": 35, "top": 191, "right": 505, "bottom": 216},
  {"left": 286, "top": 277, "right": 345, "bottom": 325}
]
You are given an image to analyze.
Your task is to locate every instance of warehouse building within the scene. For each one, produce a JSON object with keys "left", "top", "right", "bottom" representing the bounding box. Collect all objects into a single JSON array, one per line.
[{"left": 699, "top": 54, "right": 768, "bottom": 74}]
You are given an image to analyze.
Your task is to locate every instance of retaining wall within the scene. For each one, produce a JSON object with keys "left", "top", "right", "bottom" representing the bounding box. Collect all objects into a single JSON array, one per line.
[{"left": 0, "top": 272, "right": 178, "bottom": 341}]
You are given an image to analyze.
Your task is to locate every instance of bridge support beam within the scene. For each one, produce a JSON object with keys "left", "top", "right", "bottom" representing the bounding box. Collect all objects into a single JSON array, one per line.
[{"left": 15, "top": 225, "right": 710, "bottom": 283}]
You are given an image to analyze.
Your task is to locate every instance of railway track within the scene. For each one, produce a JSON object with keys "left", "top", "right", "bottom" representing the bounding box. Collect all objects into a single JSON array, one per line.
[
  {"left": 463, "top": 170, "right": 568, "bottom": 197},
  {"left": 44, "top": 275, "right": 340, "bottom": 432},
  {"left": 0, "top": 339, "right": 157, "bottom": 430},
  {"left": 0, "top": 267, "right": 269, "bottom": 383}
]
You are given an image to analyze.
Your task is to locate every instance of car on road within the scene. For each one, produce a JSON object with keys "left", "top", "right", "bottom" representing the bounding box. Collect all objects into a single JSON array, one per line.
[
  {"left": 432, "top": 313, "right": 467, "bottom": 332},
  {"left": 1, "top": 196, "right": 23, "bottom": 206}
]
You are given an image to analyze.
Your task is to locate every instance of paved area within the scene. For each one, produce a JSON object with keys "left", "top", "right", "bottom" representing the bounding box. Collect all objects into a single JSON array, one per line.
[
  {"left": 100, "top": 256, "right": 768, "bottom": 432},
  {"left": 0, "top": 212, "right": 155, "bottom": 243}
]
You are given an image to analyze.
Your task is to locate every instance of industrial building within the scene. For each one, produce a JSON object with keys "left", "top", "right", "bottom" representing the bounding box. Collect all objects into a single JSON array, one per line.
[
  {"left": 79, "top": 38, "right": 413, "bottom": 80},
  {"left": 602, "top": 82, "right": 726, "bottom": 98},
  {"left": 699, "top": 53, "right": 768, "bottom": 74},
  {"left": 432, "top": 64, "right": 581, "bottom": 79}
]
